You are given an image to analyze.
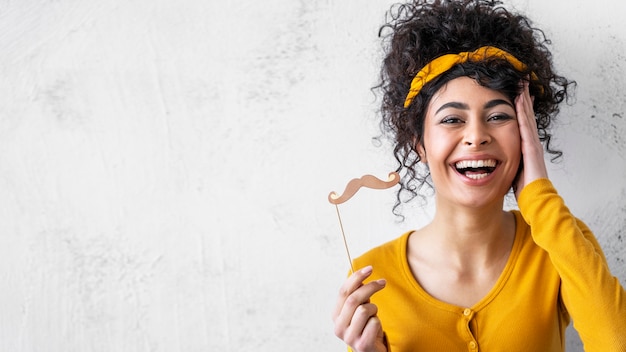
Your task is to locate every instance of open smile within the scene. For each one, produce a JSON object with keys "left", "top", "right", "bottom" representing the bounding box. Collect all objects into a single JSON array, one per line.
[{"left": 453, "top": 159, "right": 498, "bottom": 180}]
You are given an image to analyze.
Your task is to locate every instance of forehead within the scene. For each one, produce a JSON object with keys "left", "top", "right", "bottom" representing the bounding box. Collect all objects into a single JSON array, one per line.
[{"left": 427, "top": 76, "right": 513, "bottom": 110}]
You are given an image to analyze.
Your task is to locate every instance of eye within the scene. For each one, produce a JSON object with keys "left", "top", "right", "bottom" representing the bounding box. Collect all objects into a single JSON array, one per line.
[
  {"left": 487, "top": 113, "right": 513, "bottom": 122},
  {"left": 440, "top": 116, "right": 464, "bottom": 124}
]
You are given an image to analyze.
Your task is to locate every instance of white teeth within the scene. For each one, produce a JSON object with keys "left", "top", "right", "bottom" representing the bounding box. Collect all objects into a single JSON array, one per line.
[
  {"left": 455, "top": 159, "right": 497, "bottom": 169},
  {"left": 465, "top": 173, "right": 490, "bottom": 180},
  {"left": 455, "top": 159, "right": 497, "bottom": 180}
]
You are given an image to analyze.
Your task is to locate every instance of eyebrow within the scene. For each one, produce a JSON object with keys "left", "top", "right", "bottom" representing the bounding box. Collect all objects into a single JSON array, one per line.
[{"left": 435, "top": 99, "right": 513, "bottom": 114}]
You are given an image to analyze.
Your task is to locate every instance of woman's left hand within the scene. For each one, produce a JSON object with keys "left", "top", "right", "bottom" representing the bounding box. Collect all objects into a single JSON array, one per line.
[{"left": 514, "top": 80, "right": 548, "bottom": 199}]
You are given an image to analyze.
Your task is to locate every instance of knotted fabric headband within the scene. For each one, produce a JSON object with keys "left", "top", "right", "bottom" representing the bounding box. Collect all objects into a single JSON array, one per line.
[{"left": 404, "top": 46, "right": 538, "bottom": 108}]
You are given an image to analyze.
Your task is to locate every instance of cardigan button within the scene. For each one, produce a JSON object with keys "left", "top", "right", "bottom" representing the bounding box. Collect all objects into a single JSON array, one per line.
[
  {"left": 469, "top": 341, "right": 477, "bottom": 349},
  {"left": 463, "top": 308, "right": 471, "bottom": 316}
]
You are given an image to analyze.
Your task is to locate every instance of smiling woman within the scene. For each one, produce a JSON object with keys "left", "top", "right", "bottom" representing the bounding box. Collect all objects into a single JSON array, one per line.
[
  {"left": 330, "top": 1, "right": 626, "bottom": 351},
  {"left": 419, "top": 77, "right": 521, "bottom": 209}
]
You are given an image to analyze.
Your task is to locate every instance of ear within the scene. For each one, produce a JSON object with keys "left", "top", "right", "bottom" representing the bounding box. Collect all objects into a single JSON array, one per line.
[{"left": 414, "top": 138, "right": 428, "bottom": 163}]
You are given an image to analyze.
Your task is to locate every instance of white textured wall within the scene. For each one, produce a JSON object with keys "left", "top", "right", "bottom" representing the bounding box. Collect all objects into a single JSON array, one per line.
[{"left": 0, "top": 1, "right": 624, "bottom": 351}]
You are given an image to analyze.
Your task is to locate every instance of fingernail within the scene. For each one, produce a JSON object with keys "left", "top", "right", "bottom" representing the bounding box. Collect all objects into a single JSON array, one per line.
[
  {"left": 360, "top": 265, "right": 373, "bottom": 275},
  {"left": 376, "top": 279, "right": 387, "bottom": 286}
]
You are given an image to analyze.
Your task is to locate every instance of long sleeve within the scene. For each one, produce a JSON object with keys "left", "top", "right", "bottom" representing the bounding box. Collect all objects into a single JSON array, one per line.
[{"left": 518, "top": 178, "right": 626, "bottom": 351}]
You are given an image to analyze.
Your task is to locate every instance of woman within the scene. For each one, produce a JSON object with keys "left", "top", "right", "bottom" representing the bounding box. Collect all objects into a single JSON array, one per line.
[{"left": 331, "top": 1, "right": 626, "bottom": 351}]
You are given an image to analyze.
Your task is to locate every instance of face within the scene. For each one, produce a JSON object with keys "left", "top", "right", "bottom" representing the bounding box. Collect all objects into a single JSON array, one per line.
[{"left": 418, "top": 76, "right": 521, "bottom": 209}]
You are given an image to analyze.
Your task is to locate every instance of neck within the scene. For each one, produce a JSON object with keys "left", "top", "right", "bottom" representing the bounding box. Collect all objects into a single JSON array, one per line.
[{"left": 424, "top": 199, "right": 515, "bottom": 270}]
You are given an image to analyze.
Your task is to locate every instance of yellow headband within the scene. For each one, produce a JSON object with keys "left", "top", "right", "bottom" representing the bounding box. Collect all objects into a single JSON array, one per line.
[{"left": 404, "top": 46, "right": 538, "bottom": 108}]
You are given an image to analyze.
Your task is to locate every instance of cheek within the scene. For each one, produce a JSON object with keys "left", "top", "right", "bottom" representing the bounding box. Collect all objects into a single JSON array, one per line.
[
  {"left": 420, "top": 133, "right": 459, "bottom": 184},
  {"left": 505, "top": 127, "right": 522, "bottom": 165},
  {"left": 420, "top": 129, "right": 447, "bottom": 163},
  {"left": 511, "top": 136, "right": 522, "bottom": 155},
  {"left": 505, "top": 123, "right": 522, "bottom": 149}
]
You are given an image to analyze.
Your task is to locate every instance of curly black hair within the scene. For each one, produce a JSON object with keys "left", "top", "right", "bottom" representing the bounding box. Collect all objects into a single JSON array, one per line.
[{"left": 375, "top": 0, "right": 574, "bottom": 214}]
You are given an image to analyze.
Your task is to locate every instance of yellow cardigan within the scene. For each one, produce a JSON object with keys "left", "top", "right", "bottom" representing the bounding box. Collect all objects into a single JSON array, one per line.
[{"left": 352, "top": 179, "right": 626, "bottom": 351}]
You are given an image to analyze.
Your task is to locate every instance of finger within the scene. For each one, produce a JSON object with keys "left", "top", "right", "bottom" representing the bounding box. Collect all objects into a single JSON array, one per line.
[
  {"left": 334, "top": 278, "right": 387, "bottom": 328},
  {"left": 517, "top": 82, "right": 545, "bottom": 151},
  {"left": 516, "top": 95, "right": 542, "bottom": 166},
  {"left": 361, "top": 316, "right": 384, "bottom": 345},
  {"left": 343, "top": 303, "right": 380, "bottom": 343},
  {"left": 332, "top": 266, "right": 374, "bottom": 319},
  {"left": 350, "top": 315, "right": 385, "bottom": 352},
  {"left": 515, "top": 82, "right": 536, "bottom": 136},
  {"left": 342, "top": 279, "right": 387, "bottom": 316},
  {"left": 514, "top": 81, "right": 548, "bottom": 196},
  {"left": 350, "top": 302, "right": 379, "bottom": 327},
  {"left": 332, "top": 275, "right": 387, "bottom": 343}
]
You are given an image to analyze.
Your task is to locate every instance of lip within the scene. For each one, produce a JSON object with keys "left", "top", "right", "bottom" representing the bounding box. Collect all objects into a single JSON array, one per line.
[{"left": 450, "top": 155, "right": 501, "bottom": 186}]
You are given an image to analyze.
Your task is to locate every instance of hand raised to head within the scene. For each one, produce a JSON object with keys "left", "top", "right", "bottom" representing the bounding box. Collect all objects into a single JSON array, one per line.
[{"left": 514, "top": 80, "right": 548, "bottom": 199}]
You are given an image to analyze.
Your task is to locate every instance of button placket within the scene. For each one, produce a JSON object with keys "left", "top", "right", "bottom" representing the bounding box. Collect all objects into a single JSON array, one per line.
[{"left": 462, "top": 308, "right": 478, "bottom": 351}]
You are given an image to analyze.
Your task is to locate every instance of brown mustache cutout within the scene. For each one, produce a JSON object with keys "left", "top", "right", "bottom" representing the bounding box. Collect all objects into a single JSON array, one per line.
[
  {"left": 328, "top": 171, "right": 401, "bottom": 273},
  {"left": 328, "top": 172, "right": 400, "bottom": 204}
]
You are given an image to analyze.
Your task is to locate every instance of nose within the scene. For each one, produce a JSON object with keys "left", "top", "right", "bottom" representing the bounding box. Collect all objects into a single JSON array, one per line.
[{"left": 463, "top": 120, "right": 491, "bottom": 146}]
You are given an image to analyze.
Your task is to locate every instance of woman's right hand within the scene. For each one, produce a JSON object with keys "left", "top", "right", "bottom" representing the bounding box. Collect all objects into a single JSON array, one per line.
[{"left": 332, "top": 265, "right": 388, "bottom": 352}]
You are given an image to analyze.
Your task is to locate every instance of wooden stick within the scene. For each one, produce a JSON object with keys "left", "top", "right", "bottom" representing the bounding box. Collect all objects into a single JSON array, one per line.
[{"left": 328, "top": 171, "right": 400, "bottom": 272}]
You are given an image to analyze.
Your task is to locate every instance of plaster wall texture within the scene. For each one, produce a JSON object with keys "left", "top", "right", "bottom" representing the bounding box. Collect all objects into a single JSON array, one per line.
[{"left": 0, "top": 1, "right": 624, "bottom": 351}]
